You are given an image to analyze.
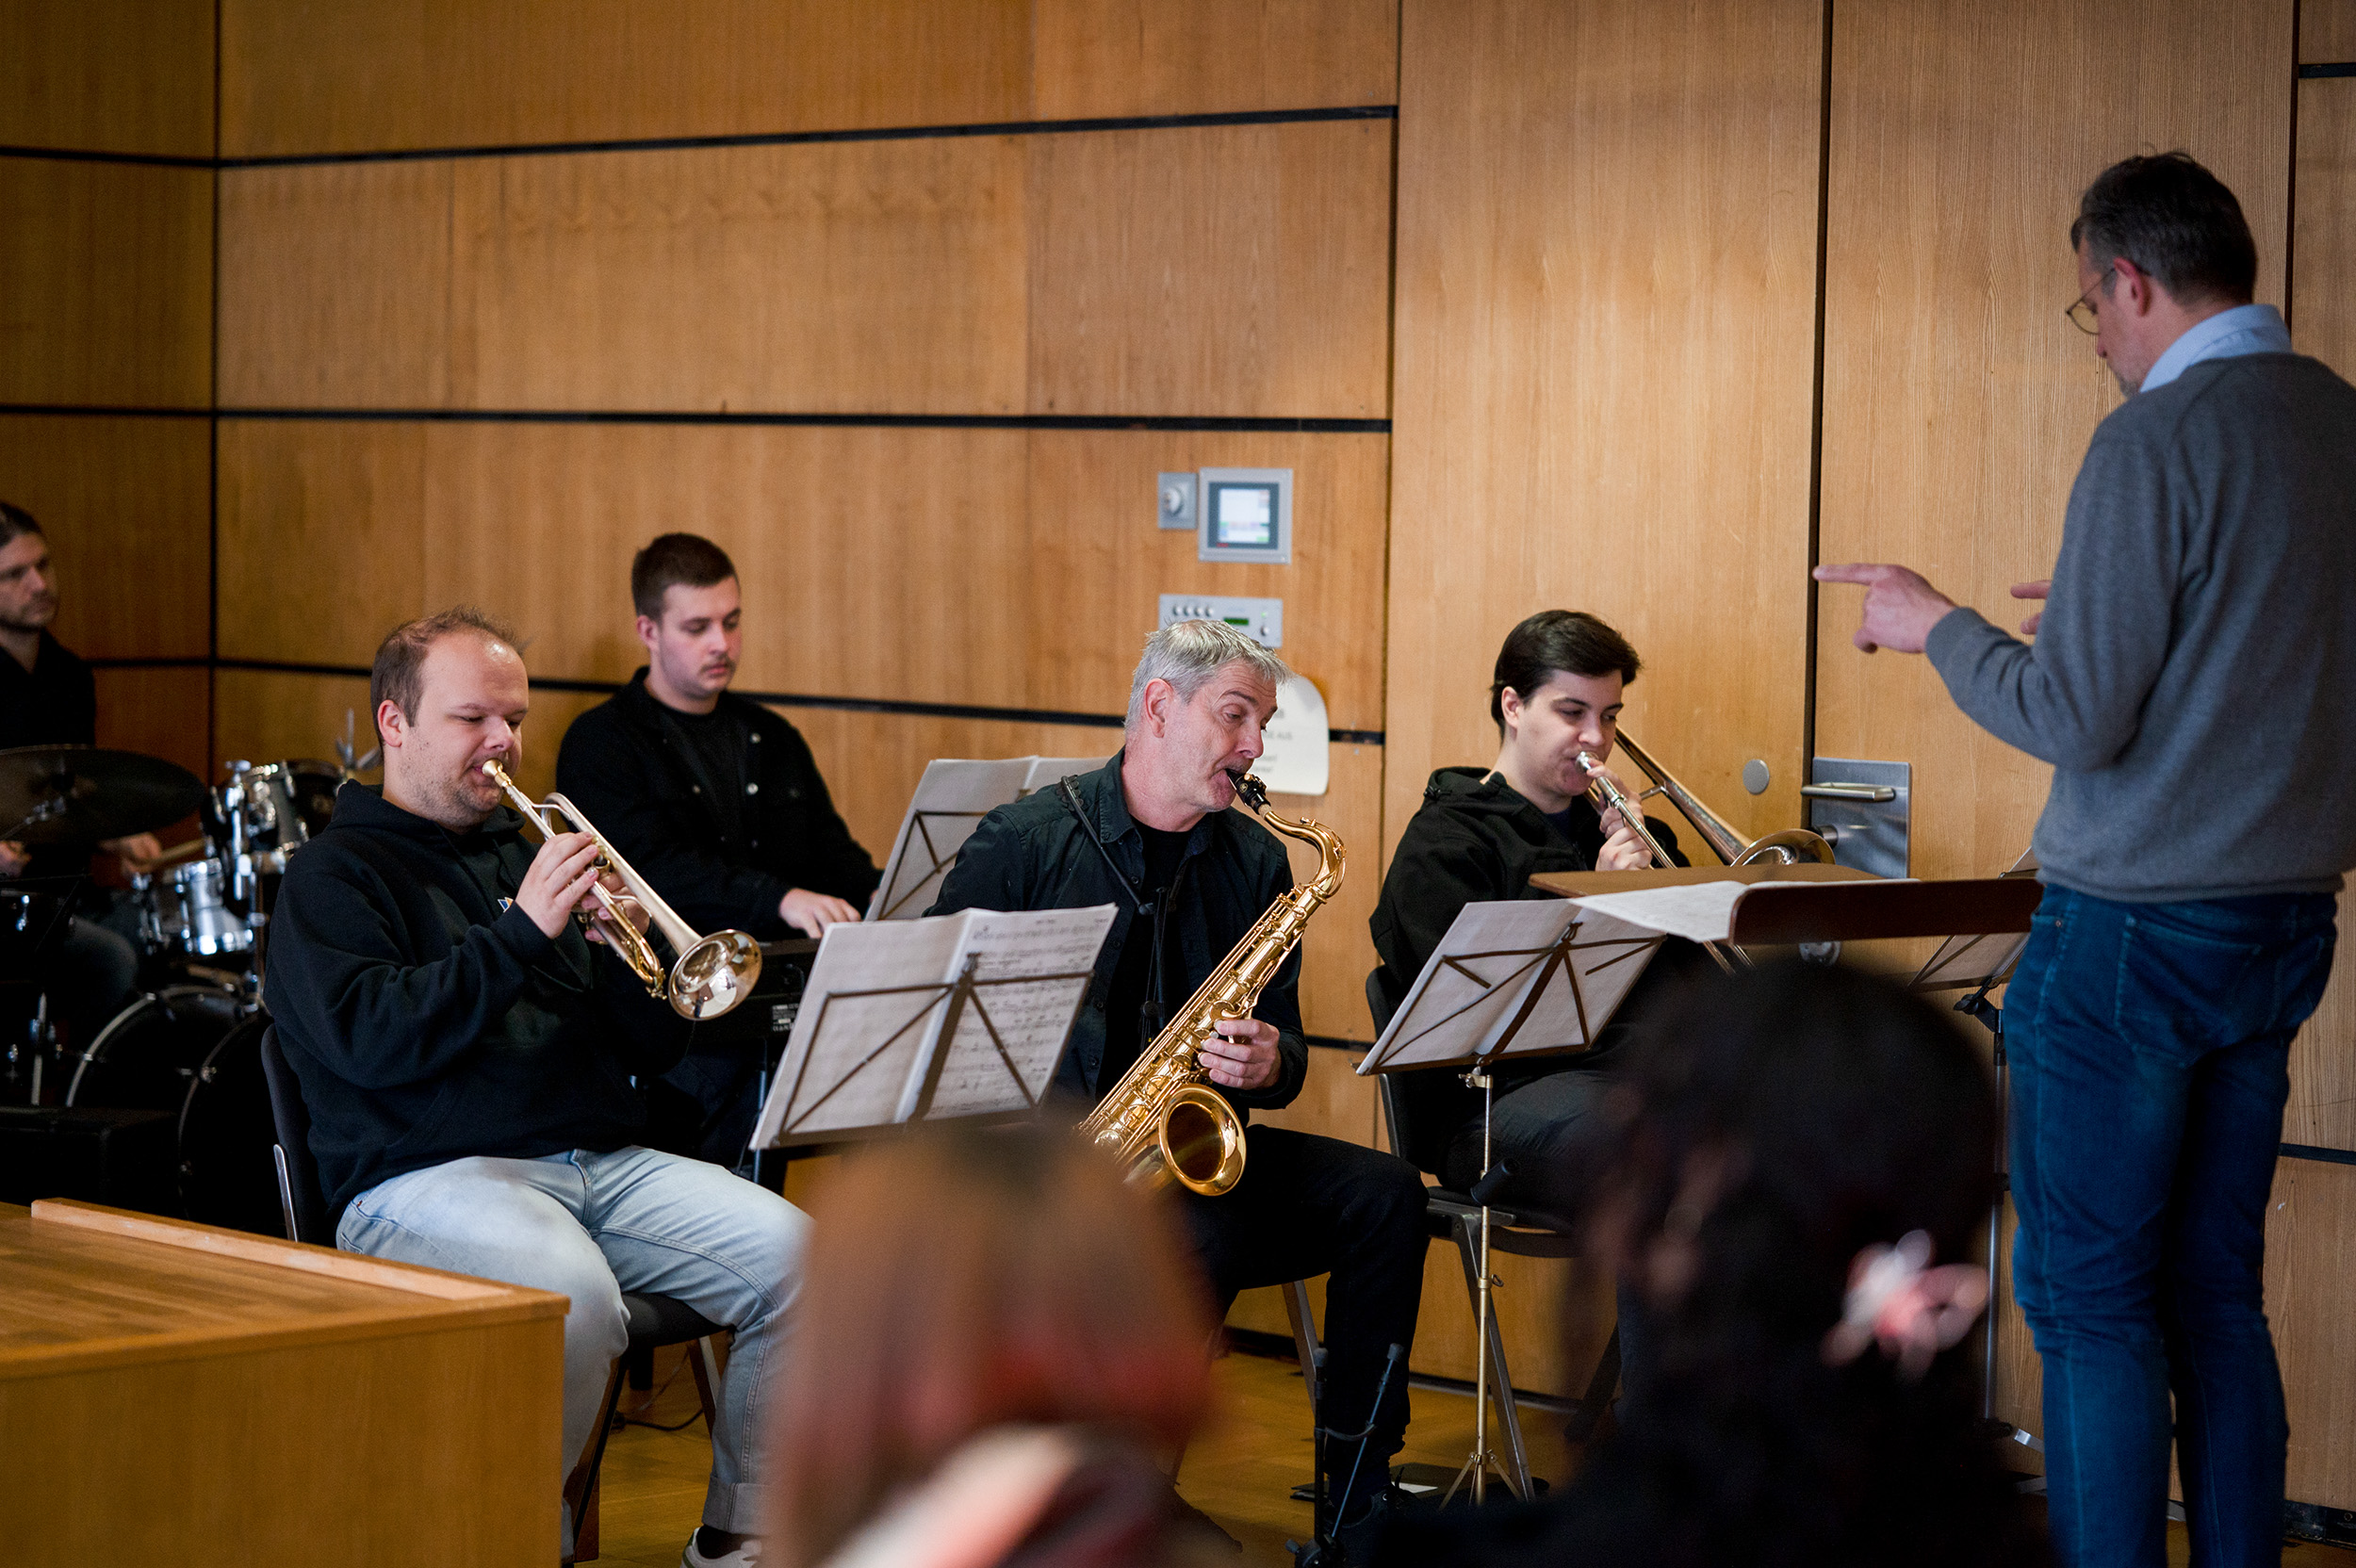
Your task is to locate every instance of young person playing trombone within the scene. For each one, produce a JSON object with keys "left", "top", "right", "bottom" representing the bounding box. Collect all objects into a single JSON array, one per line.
[
  {"left": 263, "top": 607, "right": 807, "bottom": 1568},
  {"left": 1367, "top": 610, "right": 1715, "bottom": 1216}
]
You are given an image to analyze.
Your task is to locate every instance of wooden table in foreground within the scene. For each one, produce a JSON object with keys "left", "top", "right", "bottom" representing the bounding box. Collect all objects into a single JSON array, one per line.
[{"left": 0, "top": 1199, "right": 566, "bottom": 1567}]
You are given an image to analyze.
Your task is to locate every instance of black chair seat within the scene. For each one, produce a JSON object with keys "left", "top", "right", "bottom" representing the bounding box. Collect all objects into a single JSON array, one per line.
[{"left": 622, "top": 1292, "right": 721, "bottom": 1347}]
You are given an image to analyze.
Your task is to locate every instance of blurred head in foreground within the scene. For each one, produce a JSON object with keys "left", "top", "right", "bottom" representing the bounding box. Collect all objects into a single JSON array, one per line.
[
  {"left": 767, "top": 1124, "right": 1216, "bottom": 1568},
  {"left": 1582, "top": 960, "right": 2037, "bottom": 1567}
]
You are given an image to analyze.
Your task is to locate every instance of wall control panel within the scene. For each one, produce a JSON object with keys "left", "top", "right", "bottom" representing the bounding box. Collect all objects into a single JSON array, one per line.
[
  {"left": 1158, "top": 595, "right": 1283, "bottom": 648},
  {"left": 1196, "top": 467, "right": 1292, "bottom": 564}
]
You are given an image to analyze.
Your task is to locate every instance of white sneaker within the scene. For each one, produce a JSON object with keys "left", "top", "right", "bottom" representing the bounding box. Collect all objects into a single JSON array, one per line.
[{"left": 680, "top": 1530, "right": 761, "bottom": 1568}]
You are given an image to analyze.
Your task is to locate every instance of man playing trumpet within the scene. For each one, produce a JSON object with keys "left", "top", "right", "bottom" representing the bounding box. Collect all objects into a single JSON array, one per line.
[{"left": 264, "top": 608, "right": 807, "bottom": 1568}]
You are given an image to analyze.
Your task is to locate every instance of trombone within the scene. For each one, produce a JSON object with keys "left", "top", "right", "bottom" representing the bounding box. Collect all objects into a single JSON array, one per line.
[
  {"left": 1576, "top": 734, "right": 1835, "bottom": 972},
  {"left": 483, "top": 760, "right": 763, "bottom": 1020}
]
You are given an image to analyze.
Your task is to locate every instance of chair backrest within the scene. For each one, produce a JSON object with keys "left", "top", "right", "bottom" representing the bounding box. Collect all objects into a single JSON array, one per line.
[{"left": 256, "top": 1023, "right": 331, "bottom": 1246}]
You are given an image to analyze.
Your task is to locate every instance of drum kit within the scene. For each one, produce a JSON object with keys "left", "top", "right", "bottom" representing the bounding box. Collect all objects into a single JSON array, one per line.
[{"left": 1, "top": 733, "right": 368, "bottom": 1235}]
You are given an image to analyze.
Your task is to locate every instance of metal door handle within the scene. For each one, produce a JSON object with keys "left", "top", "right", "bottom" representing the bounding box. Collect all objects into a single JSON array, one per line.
[{"left": 1800, "top": 782, "right": 1898, "bottom": 803}]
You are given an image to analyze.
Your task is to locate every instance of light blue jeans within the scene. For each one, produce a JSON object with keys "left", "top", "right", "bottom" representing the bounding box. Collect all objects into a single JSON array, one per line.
[{"left": 339, "top": 1147, "right": 810, "bottom": 1543}]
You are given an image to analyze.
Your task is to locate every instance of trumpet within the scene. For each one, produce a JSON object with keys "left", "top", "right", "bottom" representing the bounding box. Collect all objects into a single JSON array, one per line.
[{"left": 482, "top": 760, "right": 762, "bottom": 1020}]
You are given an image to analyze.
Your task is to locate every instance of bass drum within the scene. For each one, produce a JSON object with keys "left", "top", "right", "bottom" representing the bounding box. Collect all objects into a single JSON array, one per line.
[
  {"left": 177, "top": 1012, "right": 286, "bottom": 1236},
  {"left": 65, "top": 985, "right": 250, "bottom": 1114}
]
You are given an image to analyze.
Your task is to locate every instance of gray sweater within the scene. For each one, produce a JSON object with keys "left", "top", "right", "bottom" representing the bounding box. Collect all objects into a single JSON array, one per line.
[{"left": 1925, "top": 351, "right": 2356, "bottom": 903}]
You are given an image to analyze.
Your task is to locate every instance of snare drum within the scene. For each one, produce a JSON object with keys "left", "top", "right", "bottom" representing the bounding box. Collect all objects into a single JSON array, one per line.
[{"left": 140, "top": 858, "right": 254, "bottom": 958}]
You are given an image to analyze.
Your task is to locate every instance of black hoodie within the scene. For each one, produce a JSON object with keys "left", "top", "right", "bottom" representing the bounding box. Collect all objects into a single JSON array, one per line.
[
  {"left": 262, "top": 783, "right": 696, "bottom": 1219},
  {"left": 1368, "top": 766, "right": 1689, "bottom": 1175}
]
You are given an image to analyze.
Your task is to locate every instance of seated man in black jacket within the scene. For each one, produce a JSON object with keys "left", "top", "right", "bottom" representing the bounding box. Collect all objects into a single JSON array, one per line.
[
  {"left": 557, "top": 532, "right": 879, "bottom": 1168},
  {"left": 265, "top": 608, "right": 805, "bottom": 1568},
  {"left": 930, "top": 619, "right": 1427, "bottom": 1560},
  {"left": 1369, "top": 610, "right": 1710, "bottom": 1215}
]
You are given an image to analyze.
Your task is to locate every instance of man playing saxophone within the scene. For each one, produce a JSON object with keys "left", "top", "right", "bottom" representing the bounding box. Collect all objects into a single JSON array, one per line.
[
  {"left": 929, "top": 620, "right": 1427, "bottom": 1560},
  {"left": 262, "top": 608, "right": 808, "bottom": 1568}
]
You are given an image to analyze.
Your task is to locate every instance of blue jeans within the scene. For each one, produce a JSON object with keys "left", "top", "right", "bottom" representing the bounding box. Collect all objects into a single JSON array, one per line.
[
  {"left": 341, "top": 1147, "right": 810, "bottom": 1544},
  {"left": 2007, "top": 885, "right": 2337, "bottom": 1568}
]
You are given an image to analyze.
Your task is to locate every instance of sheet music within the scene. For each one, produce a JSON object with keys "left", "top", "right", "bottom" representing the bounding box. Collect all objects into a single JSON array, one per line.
[
  {"left": 1018, "top": 756, "right": 1109, "bottom": 797},
  {"left": 751, "top": 917, "right": 969, "bottom": 1147},
  {"left": 1361, "top": 899, "right": 1661, "bottom": 1072},
  {"left": 867, "top": 759, "right": 1035, "bottom": 921},
  {"left": 1569, "top": 881, "right": 1749, "bottom": 944},
  {"left": 906, "top": 904, "right": 1118, "bottom": 1120}
]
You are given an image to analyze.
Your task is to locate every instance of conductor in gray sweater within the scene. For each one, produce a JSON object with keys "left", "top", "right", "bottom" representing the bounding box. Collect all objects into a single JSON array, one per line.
[{"left": 1818, "top": 153, "right": 2354, "bottom": 1568}]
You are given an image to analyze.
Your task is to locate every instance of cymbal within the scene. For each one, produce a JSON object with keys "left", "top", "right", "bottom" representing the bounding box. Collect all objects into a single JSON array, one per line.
[{"left": 0, "top": 746, "right": 206, "bottom": 844}]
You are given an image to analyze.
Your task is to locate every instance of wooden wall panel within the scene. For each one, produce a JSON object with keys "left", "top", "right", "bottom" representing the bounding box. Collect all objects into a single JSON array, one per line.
[
  {"left": 1023, "top": 431, "right": 1388, "bottom": 727},
  {"left": 0, "top": 415, "right": 209, "bottom": 660},
  {"left": 221, "top": 141, "right": 1029, "bottom": 416},
  {"left": 0, "top": 161, "right": 212, "bottom": 408},
  {"left": 217, "top": 164, "right": 455, "bottom": 411},
  {"left": 1386, "top": 0, "right": 1824, "bottom": 874},
  {"left": 1811, "top": 0, "right": 2294, "bottom": 889},
  {"left": 1032, "top": 0, "right": 1398, "bottom": 120},
  {"left": 93, "top": 667, "right": 210, "bottom": 787},
  {"left": 2271, "top": 1157, "right": 2356, "bottom": 1510},
  {"left": 2304, "top": 0, "right": 2356, "bottom": 60},
  {"left": 2294, "top": 81, "right": 2356, "bottom": 379},
  {"left": 214, "top": 671, "right": 375, "bottom": 784},
  {"left": 219, "top": 0, "right": 1030, "bottom": 160},
  {"left": 414, "top": 424, "right": 1031, "bottom": 696},
  {"left": 0, "top": 0, "right": 215, "bottom": 158},
  {"left": 218, "top": 424, "right": 1385, "bottom": 724},
  {"left": 216, "top": 420, "right": 428, "bottom": 668},
  {"left": 1027, "top": 120, "right": 1393, "bottom": 417},
  {"left": 2285, "top": 78, "right": 2356, "bottom": 1151}
]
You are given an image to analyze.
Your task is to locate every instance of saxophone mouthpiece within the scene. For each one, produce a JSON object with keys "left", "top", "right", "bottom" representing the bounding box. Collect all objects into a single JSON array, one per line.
[{"left": 1224, "top": 769, "right": 1268, "bottom": 809}]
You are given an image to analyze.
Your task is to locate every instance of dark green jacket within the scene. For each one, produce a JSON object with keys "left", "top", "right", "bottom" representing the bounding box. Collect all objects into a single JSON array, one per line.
[{"left": 927, "top": 753, "right": 1308, "bottom": 1111}]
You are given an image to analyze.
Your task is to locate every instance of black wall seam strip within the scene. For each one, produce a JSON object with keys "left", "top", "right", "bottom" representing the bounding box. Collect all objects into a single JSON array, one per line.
[
  {"left": 2281, "top": 1143, "right": 2356, "bottom": 1167},
  {"left": 0, "top": 144, "right": 215, "bottom": 170},
  {"left": 0, "top": 404, "right": 212, "bottom": 420},
  {"left": 208, "top": 659, "right": 1387, "bottom": 744},
  {"left": 1, "top": 404, "right": 1390, "bottom": 433},
  {"left": 86, "top": 656, "right": 212, "bottom": 669},
  {"left": 207, "top": 407, "right": 1392, "bottom": 433},
  {"left": 219, "top": 105, "right": 1399, "bottom": 170},
  {"left": 2298, "top": 61, "right": 2356, "bottom": 76}
]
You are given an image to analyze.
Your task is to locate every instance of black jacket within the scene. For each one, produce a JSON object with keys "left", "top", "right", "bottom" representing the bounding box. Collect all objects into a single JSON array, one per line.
[
  {"left": 554, "top": 671, "right": 879, "bottom": 939},
  {"left": 1368, "top": 767, "right": 1687, "bottom": 1174},
  {"left": 1, "top": 633, "right": 99, "bottom": 882},
  {"left": 262, "top": 783, "right": 696, "bottom": 1219},
  {"left": 926, "top": 753, "right": 1307, "bottom": 1113}
]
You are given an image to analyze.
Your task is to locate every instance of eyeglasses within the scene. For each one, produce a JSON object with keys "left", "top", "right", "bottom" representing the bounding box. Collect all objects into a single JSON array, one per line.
[{"left": 2063, "top": 264, "right": 2118, "bottom": 335}]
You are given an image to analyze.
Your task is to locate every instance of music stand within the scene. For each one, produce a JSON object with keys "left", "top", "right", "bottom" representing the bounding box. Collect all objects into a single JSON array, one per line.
[
  {"left": 749, "top": 905, "right": 1117, "bottom": 1149},
  {"left": 1554, "top": 867, "right": 2047, "bottom": 1449},
  {"left": 1357, "top": 898, "right": 1662, "bottom": 1506}
]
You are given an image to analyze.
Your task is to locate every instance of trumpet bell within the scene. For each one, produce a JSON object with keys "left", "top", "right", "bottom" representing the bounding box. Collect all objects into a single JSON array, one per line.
[{"left": 668, "top": 930, "right": 764, "bottom": 1021}]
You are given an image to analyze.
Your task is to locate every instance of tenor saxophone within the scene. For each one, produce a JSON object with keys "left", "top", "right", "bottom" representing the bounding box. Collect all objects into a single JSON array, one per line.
[{"left": 1077, "top": 770, "right": 1348, "bottom": 1196}]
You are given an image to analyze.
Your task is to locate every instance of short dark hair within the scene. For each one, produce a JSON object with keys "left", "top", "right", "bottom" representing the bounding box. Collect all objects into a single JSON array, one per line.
[
  {"left": 2070, "top": 152, "right": 2256, "bottom": 307},
  {"left": 1490, "top": 610, "right": 1642, "bottom": 731},
  {"left": 630, "top": 532, "right": 737, "bottom": 621},
  {"left": 0, "top": 501, "right": 44, "bottom": 547},
  {"left": 368, "top": 605, "right": 518, "bottom": 739}
]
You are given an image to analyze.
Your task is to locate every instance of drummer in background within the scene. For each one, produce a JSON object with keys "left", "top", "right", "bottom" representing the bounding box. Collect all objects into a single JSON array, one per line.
[
  {"left": 556, "top": 532, "right": 879, "bottom": 1171},
  {"left": 0, "top": 501, "right": 163, "bottom": 1044}
]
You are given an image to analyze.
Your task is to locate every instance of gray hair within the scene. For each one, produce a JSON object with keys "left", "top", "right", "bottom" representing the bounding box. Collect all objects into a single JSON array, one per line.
[{"left": 1125, "top": 620, "right": 1291, "bottom": 728}]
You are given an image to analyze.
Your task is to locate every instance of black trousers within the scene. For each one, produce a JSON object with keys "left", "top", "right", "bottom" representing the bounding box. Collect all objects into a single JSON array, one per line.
[{"left": 1179, "top": 1123, "right": 1429, "bottom": 1464}]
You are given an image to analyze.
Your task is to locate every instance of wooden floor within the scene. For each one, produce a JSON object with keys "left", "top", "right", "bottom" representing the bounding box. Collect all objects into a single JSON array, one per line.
[{"left": 592, "top": 1342, "right": 2352, "bottom": 1567}]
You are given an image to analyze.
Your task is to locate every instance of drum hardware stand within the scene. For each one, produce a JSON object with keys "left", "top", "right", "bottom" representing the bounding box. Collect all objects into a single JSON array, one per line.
[{"left": 1441, "top": 1066, "right": 1505, "bottom": 1508}]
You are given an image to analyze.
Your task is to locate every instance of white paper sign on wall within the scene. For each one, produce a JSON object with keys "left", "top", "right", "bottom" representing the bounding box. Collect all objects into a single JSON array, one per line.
[{"left": 1254, "top": 675, "right": 1330, "bottom": 797}]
